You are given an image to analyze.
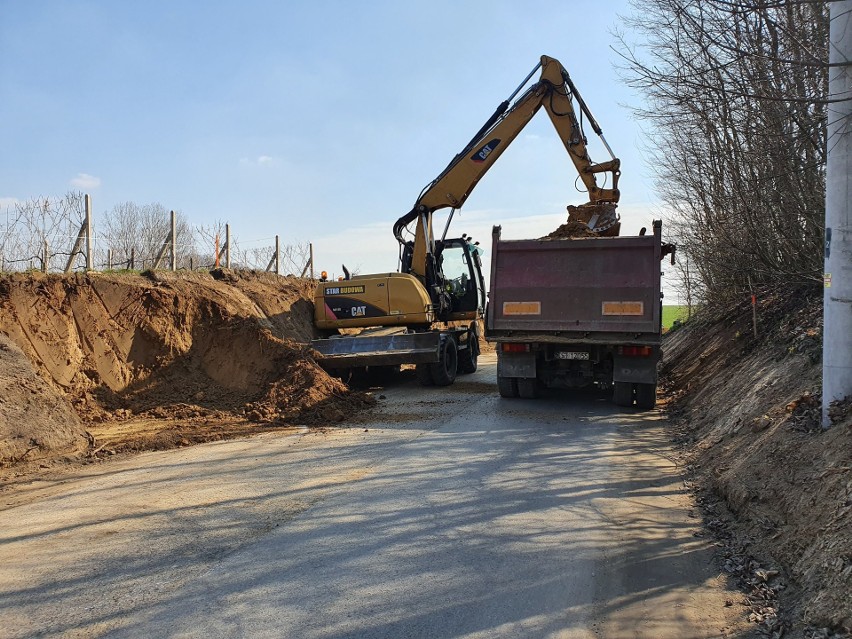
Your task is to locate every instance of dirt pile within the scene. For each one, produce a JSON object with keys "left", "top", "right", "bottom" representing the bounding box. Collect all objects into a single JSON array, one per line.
[
  {"left": 0, "top": 333, "right": 89, "bottom": 463},
  {"left": 0, "top": 270, "right": 373, "bottom": 466},
  {"left": 662, "top": 286, "right": 851, "bottom": 637},
  {"left": 542, "top": 203, "right": 621, "bottom": 239}
]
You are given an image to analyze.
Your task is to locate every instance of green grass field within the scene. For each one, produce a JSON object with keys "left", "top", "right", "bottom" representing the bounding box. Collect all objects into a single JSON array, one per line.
[{"left": 662, "top": 305, "right": 690, "bottom": 331}]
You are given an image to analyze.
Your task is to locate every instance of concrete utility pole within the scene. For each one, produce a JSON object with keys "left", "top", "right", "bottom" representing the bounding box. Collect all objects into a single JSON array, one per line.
[{"left": 823, "top": 0, "right": 852, "bottom": 428}]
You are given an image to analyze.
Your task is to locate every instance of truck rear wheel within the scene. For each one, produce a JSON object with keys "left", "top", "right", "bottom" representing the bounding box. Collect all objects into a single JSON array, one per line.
[
  {"left": 497, "top": 375, "right": 518, "bottom": 398},
  {"left": 517, "top": 378, "right": 538, "bottom": 399},
  {"left": 613, "top": 381, "right": 634, "bottom": 407},
  {"left": 635, "top": 383, "right": 657, "bottom": 409},
  {"left": 430, "top": 336, "right": 458, "bottom": 386}
]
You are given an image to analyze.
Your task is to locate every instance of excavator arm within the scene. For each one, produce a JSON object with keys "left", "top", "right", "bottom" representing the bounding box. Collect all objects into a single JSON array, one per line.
[{"left": 394, "top": 55, "right": 621, "bottom": 280}]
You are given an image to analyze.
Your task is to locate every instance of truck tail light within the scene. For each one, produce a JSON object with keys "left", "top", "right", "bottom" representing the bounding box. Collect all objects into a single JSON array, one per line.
[
  {"left": 618, "top": 345, "right": 653, "bottom": 357},
  {"left": 501, "top": 343, "right": 530, "bottom": 353}
]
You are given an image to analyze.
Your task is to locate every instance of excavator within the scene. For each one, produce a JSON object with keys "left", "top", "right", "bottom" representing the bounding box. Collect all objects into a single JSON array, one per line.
[{"left": 310, "top": 55, "right": 621, "bottom": 386}]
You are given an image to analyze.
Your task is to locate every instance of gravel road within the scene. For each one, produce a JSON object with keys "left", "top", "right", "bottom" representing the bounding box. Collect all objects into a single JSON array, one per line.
[{"left": 0, "top": 354, "right": 746, "bottom": 638}]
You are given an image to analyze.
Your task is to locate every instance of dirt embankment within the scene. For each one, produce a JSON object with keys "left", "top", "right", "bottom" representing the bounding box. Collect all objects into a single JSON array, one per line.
[
  {"left": 0, "top": 270, "right": 373, "bottom": 471},
  {"left": 662, "top": 287, "right": 851, "bottom": 638}
]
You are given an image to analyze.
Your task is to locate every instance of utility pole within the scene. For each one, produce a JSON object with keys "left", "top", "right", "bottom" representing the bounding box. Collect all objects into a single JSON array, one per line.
[{"left": 823, "top": 0, "right": 852, "bottom": 428}]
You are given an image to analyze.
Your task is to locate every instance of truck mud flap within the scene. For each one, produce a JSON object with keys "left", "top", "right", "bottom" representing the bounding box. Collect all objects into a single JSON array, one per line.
[{"left": 310, "top": 332, "right": 441, "bottom": 369}]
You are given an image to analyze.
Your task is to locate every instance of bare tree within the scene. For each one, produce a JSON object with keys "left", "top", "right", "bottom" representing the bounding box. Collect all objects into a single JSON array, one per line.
[
  {"left": 99, "top": 202, "right": 193, "bottom": 269},
  {"left": 616, "top": 0, "right": 830, "bottom": 304},
  {"left": 0, "top": 192, "right": 86, "bottom": 271}
]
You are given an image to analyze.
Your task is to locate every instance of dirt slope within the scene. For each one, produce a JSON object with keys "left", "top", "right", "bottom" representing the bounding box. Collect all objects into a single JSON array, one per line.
[
  {"left": 0, "top": 333, "right": 89, "bottom": 463},
  {"left": 662, "top": 287, "right": 851, "bottom": 638},
  {"left": 0, "top": 270, "right": 373, "bottom": 470}
]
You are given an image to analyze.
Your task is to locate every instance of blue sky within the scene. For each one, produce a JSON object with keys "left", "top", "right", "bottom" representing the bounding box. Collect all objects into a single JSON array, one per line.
[{"left": 1, "top": 0, "right": 665, "bottom": 277}]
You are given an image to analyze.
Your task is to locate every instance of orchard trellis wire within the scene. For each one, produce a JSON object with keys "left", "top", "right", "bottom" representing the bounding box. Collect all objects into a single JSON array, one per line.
[{"left": 0, "top": 192, "right": 313, "bottom": 278}]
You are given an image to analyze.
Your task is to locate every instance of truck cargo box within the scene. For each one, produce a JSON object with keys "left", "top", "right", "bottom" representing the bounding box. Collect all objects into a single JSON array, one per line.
[{"left": 486, "top": 224, "right": 662, "bottom": 342}]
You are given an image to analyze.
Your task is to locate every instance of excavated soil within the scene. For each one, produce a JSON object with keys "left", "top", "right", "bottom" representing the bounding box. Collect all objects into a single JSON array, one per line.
[
  {"left": 0, "top": 270, "right": 374, "bottom": 474},
  {"left": 662, "top": 286, "right": 851, "bottom": 638}
]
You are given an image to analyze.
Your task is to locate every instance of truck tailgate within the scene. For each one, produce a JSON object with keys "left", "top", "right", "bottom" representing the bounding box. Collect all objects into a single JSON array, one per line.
[{"left": 487, "top": 234, "right": 661, "bottom": 335}]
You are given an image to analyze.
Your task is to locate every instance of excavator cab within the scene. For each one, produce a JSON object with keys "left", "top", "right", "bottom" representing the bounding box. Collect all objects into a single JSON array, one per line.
[
  {"left": 436, "top": 238, "right": 485, "bottom": 320},
  {"left": 399, "top": 235, "right": 486, "bottom": 322}
]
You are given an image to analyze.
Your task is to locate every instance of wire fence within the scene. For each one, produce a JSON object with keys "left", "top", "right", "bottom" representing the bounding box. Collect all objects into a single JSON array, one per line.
[{"left": 0, "top": 192, "right": 313, "bottom": 277}]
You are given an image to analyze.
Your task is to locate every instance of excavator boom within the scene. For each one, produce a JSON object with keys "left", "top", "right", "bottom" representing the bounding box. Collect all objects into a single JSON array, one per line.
[{"left": 394, "top": 55, "right": 621, "bottom": 280}]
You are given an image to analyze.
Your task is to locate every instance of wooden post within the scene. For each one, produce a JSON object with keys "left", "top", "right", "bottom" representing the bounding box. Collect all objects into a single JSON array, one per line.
[
  {"left": 170, "top": 210, "right": 176, "bottom": 271},
  {"left": 43, "top": 238, "right": 49, "bottom": 273},
  {"left": 152, "top": 228, "right": 173, "bottom": 270},
  {"left": 748, "top": 276, "right": 758, "bottom": 339},
  {"left": 65, "top": 219, "right": 87, "bottom": 273},
  {"left": 130, "top": 247, "right": 135, "bottom": 270},
  {"left": 190, "top": 256, "right": 194, "bottom": 271},
  {"left": 85, "top": 194, "right": 92, "bottom": 272},
  {"left": 266, "top": 236, "right": 281, "bottom": 274}
]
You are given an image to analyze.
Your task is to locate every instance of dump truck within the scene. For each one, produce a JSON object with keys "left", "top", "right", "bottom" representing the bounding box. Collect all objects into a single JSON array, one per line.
[{"left": 485, "top": 220, "right": 674, "bottom": 408}]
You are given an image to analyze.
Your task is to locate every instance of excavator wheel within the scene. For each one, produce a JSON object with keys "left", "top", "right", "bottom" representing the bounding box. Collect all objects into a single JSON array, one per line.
[
  {"left": 429, "top": 336, "right": 458, "bottom": 386},
  {"left": 457, "top": 323, "right": 480, "bottom": 374},
  {"left": 457, "top": 338, "right": 479, "bottom": 375},
  {"left": 415, "top": 364, "right": 434, "bottom": 386}
]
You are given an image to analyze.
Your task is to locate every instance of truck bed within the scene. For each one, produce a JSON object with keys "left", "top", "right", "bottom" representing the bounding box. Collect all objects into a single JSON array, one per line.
[{"left": 486, "top": 227, "right": 662, "bottom": 340}]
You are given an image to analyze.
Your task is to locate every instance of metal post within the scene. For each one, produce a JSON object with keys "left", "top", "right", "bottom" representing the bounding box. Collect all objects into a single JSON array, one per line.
[
  {"left": 85, "top": 194, "right": 92, "bottom": 272},
  {"left": 275, "top": 235, "right": 280, "bottom": 275},
  {"left": 225, "top": 224, "right": 231, "bottom": 269},
  {"left": 170, "top": 210, "right": 176, "bottom": 271},
  {"left": 823, "top": 0, "right": 852, "bottom": 428}
]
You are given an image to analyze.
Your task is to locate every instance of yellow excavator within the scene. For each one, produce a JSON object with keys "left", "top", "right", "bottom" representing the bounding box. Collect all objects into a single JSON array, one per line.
[{"left": 310, "top": 55, "right": 621, "bottom": 386}]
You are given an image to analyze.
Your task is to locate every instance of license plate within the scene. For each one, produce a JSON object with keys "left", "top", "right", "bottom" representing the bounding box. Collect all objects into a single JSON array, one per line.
[{"left": 556, "top": 351, "right": 589, "bottom": 360}]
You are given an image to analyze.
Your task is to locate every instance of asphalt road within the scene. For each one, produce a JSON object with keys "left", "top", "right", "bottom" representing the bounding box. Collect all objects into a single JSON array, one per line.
[{"left": 0, "top": 354, "right": 745, "bottom": 638}]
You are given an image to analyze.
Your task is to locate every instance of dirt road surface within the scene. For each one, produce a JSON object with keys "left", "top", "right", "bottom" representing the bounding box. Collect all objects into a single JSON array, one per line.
[{"left": 0, "top": 354, "right": 747, "bottom": 638}]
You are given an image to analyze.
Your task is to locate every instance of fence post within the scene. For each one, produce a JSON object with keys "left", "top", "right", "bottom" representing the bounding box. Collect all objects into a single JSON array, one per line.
[
  {"left": 309, "top": 243, "right": 314, "bottom": 279},
  {"left": 64, "top": 194, "right": 91, "bottom": 273},
  {"left": 170, "top": 210, "right": 176, "bottom": 271},
  {"left": 153, "top": 219, "right": 174, "bottom": 270},
  {"left": 266, "top": 235, "right": 281, "bottom": 274},
  {"left": 85, "top": 194, "right": 92, "bottom": 272},
  {"left": 107, "top": 249, "right": 112, "bottom": 271},
  {"left": 275, "top": 235, "right": 280, "bottom": 275},
  {"left": 43, "top": 238, "right": 49, "bottom": 273},
  {"left": 225, "top": 224, "right": 231, "bottom": 269},
  {"left": 130, "top": 247, "right": 135, "bottom": 270}
]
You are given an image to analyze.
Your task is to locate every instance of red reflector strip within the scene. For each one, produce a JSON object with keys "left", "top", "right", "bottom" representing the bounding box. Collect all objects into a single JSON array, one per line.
[
  {"left": 618, "top": 346, "right": 653, "bottom": 356},
  {"left": 501, "top": 343, "right": 529, "bottom": 353}
]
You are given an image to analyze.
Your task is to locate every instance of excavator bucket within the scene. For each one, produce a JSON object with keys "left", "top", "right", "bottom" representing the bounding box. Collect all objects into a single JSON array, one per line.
[
  {"left": 567, "top": 203, "right": 621, "bottom": 237},
  {"left": 310, "top": 330, "right": 441, "bottom": 369}
]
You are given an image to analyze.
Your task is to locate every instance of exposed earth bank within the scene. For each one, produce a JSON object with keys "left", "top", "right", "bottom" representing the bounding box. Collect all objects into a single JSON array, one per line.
[
  {"left": 0, "top": 270, "right": 373, "bottom": 471},
  {"left": 662, "top": 286, "right": 851, "bottom": 638}
]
